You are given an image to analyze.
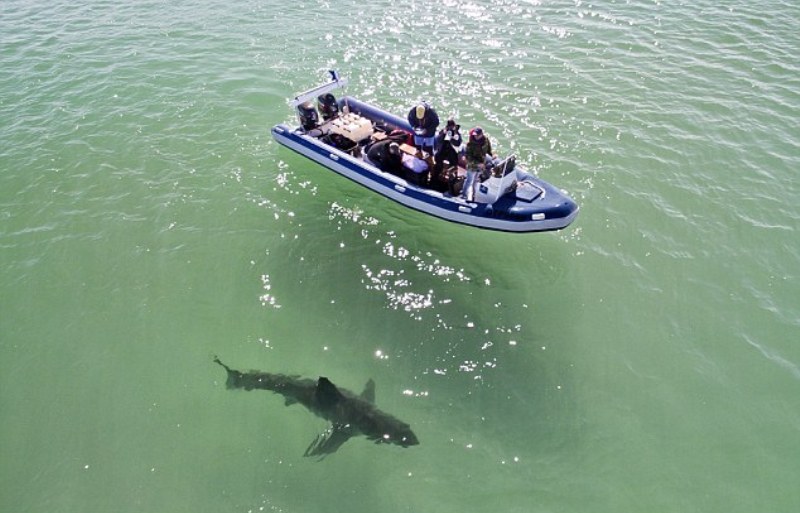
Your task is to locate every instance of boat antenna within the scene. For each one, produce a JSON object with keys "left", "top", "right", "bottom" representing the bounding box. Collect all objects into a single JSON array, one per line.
[{"left": 330, "top": 69, "right": 350, "bottom": 113}]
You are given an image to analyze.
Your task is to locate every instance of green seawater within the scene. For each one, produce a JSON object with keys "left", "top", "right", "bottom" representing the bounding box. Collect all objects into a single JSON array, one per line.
[{"left": 1, "top": 1, "right": 799, "bottom": 511}]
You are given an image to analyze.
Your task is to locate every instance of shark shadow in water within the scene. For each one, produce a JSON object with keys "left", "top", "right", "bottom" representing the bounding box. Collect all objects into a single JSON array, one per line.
[{"left": 214, "top": 357, "right": 419, "bottom": 458}]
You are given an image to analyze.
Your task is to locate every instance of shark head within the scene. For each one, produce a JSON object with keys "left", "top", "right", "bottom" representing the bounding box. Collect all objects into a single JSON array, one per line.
[
  {"left": 314, "top": 376, "right": 420, "bottom": 451},
  {"left": 370, "top": 418, "right": 419, "bottom": 448},
  {"left": 390, "top": 424, "right": 420, "bottom": 448}
]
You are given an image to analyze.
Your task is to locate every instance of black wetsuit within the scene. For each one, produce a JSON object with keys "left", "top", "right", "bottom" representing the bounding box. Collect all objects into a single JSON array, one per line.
[{"left": 366, "top": 138, "right": 404, "bottom": 176}]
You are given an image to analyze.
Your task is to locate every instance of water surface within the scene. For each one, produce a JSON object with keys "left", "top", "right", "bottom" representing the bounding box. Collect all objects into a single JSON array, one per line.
[{"left": 1, "top": 1, "right": 799, "bottom": 511}]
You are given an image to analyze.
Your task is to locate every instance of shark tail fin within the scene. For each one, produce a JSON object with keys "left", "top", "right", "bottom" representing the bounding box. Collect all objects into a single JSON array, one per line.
[{"left": 213, "top": 356, "right": 241, "bottom": 389}]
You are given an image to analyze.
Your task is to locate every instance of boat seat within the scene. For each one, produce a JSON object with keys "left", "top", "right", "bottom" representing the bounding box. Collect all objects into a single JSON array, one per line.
[{"left": 493, "top": 155, "right": 516, "bottom": 177}]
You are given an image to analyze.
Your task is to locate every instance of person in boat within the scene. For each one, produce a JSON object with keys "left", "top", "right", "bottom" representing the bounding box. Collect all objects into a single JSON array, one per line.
[
  {"left": 434, "top": 119, "right": 463, "bottom": 166},
  {"left": 431, "top": 119, "right": 463, "bottom": 193},
  {"left": 366, "top": 136, "right": 405, "bottom": 177},
  {"left": 407, "top": 102, "right": 440, "bottom": 156},
  {"left": 463, "top": 126, "right": 498, "bottom": 201}
]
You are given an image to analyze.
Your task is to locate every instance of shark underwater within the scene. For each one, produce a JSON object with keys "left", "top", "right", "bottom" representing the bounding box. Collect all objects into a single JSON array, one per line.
[{"left": 213, "top": 357, "right": 419, "bottom": 458}]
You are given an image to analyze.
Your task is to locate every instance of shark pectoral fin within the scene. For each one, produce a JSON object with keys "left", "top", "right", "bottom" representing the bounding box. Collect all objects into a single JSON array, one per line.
[
  {"left": 303, "top": 424, "right": 355, "bottom": 458},
  {"left": 361, "top": 379, "right": 376, "bottom": 404}
]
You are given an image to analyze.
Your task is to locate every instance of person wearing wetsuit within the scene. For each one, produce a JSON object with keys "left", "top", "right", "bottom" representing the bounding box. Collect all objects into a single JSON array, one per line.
[{"left": 366, "top": 138, "right": 404, "bottom": 177}]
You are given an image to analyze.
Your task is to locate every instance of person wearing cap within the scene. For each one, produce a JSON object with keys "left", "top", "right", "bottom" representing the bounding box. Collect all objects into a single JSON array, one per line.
[
  {"left": 462, "top": 126, "right": 495, "bottom": 201},
  {"left": 407, "top": 102, "right": 440, "bottom": 156}
]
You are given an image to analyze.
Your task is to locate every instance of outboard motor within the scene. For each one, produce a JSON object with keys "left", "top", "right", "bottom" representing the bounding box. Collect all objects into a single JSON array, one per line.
[
  {"left": 297, "top": 101, "right": 319, "bottom": 131},
  {"left": 317, "top": 93, "right": 339, "bottom": 121}
]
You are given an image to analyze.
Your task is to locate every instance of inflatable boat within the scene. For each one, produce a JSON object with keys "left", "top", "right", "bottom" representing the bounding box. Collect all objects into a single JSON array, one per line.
[{"left": 270, "top": 72, "right": 579, "bottom": 233}]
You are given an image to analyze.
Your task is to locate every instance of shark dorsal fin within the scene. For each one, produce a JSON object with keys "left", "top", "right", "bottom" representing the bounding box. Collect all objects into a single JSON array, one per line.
[
  {"left": 361, "top": 379, "right": 376, "bottom": 404},
  {"left": 316, "top": 377, "right": 343, "bottom": 407}
]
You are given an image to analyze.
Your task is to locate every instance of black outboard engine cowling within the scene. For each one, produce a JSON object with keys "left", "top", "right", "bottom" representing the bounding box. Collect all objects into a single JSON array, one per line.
[
  {"left": 297, "top": 101, "right": 319, "bottom": 131},
  {"left": 317, "top": 93, "right": 339, "bottom": 121}
]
